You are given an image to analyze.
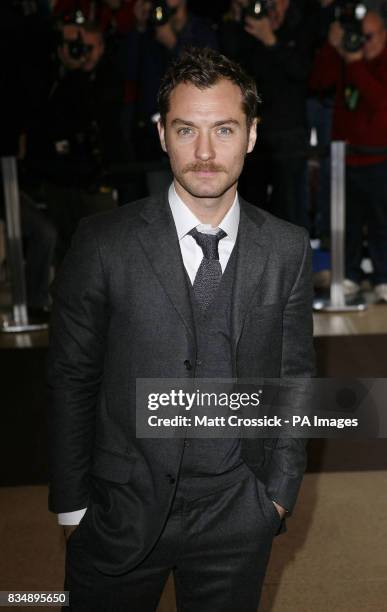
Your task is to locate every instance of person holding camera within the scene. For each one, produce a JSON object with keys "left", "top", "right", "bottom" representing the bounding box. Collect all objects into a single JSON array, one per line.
[
  {"left": 57, "top": 21, "right": 105, "bottom": 70},
  {"left": 220, "top": 0, "right": 320, "bottom": 229},
  {"left": 310, "top": 9, "right": 387, "bottom": 302},
  {"left": 25, "top": 17, "right": 125, "bottom": 169},
  {"left": 22, "top": 18, "right": 125, "bottom": 262},
  {"left": 123, "top": 0, "right": 218, "bottom": 194}
]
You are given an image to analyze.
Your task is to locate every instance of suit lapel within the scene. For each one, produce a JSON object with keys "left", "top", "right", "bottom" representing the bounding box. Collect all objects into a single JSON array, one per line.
[
  {"left": 136, "top": 192, "right": 270, "bottom": 349},
  {"left": 231, "top": 199, "right": 270, "bottom": 350},
  {"left": 136, "top": 191, "right": 195, "bottom": 340}
]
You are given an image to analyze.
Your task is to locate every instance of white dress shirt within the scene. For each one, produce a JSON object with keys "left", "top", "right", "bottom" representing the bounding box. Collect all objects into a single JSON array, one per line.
[
  {"left": 168, "top": 182, "right": 240, "bottom": 282},
  {"left": 57, "top": 183, "right": 240, "bottom": 525}
]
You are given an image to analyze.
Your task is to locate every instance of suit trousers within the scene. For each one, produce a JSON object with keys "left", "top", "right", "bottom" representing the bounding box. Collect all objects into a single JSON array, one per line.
[{"left": 63, "top": 463, "right": 281, "bottom": 612}]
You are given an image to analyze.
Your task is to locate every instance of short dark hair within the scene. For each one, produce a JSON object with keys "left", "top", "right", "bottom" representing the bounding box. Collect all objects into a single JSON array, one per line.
[{"left": 157, "top": 47, "right": 261, "bottom": 130}]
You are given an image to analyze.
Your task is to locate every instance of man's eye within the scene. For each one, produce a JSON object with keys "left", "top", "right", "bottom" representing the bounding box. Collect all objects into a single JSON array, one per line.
[
  {"left": 178, "top": 127, "right": 193, "bottom": 136},
  {"left": 217, "top": 127, "right": 233, "bottom": 136}
]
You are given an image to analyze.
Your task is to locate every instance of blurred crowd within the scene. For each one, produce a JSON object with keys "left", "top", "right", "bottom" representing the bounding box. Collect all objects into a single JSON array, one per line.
[{"left": 1, "top": 0, "right": 387, "bottom": 318}]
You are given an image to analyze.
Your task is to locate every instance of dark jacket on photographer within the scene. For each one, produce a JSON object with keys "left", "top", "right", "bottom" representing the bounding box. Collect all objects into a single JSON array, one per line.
[
  {"left": 220, "top": 2, "right": 320, "bottom": 227},
  {"left": 124, "top": 12, "right": 218, "bottom": 162},
  {"left": 221, "top": 2, "right": 319, "bottom": 139},
  {"left": 25, "top": 52, "right": 125, "bottom": 187}
]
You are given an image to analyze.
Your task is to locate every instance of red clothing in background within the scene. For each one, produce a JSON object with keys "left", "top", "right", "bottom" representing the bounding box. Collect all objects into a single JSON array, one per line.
[{"left": 309, "top": 42, "right": 387, "bottom": 165}]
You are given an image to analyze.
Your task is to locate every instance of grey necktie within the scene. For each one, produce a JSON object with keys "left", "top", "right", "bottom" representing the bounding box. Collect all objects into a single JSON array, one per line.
[{"left": 189, "top": 227, "right": 227, "bottom": 311}]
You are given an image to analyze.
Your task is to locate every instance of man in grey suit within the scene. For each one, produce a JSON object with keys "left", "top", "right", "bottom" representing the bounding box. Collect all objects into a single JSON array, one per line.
[{"left": 47, "top": 47, "right": 314, "bottom": 611}]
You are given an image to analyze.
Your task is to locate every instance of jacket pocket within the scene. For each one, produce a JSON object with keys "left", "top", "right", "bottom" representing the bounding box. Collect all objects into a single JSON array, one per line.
[{"left": 255, "top": 476, "right": 282, "bottom": 534}]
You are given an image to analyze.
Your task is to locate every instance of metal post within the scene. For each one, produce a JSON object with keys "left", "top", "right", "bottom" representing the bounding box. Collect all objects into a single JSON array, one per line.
[
  {"left": 1, "top": 157, "right": 48, "bottom": 332},
  {"left": 330, "top": 141, "right": 346, "bottom": 308},
  {"left": 314, "top": 141, "right": 366, "bottom": 312}
]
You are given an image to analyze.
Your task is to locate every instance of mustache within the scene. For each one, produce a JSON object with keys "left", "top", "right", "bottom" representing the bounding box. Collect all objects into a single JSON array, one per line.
[{"left": 182, "top": 162, "right": 227, "bottom": 174}]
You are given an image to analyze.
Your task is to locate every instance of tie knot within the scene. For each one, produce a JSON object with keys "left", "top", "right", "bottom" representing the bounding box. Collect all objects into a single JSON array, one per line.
[{"left": 189, "top": 227, "right": 227, "bottom": 260}]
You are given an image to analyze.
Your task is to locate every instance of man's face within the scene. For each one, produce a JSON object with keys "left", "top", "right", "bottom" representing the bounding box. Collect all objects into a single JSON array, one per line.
[
  {"left": 59, "top": 26, "right": 104, "bottom": 72},
  {"left": 362, "top": 13, "right": 386, "bottom": 60},
  {"left": 158, "top": 79, "right": 257, "bottom": 203}
]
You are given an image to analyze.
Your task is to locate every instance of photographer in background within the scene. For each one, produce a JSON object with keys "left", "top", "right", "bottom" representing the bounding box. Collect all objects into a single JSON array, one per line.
[
  {"left": 57, "top": 21, "right": 105, "bottom": 70},
  {"left": 26, "top": 18, "right": 125, "bottom": 174},
  {"left": 23, "top": 17, "right": 125, "bottom": 263},
  {"left": 123, "top": 0, "right": 218, "bottom": 194},
  {"left": 221, "top": 0, "right": 319, "bottom": 229},
  {"left": 310, "top": 8, "right": 387, "bottom": 302}
]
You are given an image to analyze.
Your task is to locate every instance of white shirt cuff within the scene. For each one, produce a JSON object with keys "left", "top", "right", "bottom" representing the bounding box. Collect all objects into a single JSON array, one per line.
[{"left": 58, "top": 508, "right": 87, "bottom": 525}]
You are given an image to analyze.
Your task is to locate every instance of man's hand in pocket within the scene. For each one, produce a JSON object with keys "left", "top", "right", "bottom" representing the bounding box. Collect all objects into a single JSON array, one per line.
[
  {"left": 63, "top": 525, "right": 78, "bottom": 542},
  {"left": 273, "top": 501, "right": 287, "bottom": 520}
]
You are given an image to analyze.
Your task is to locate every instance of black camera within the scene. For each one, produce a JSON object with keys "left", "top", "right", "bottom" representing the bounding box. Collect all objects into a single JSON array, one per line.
[
  {"left": 58, "top": 10, "right": 93, "bottom": 61},
  {"left": 150, "top": 1, "right": 176, "bottom": 26},
  {"left": 65, "top": 33, "right": 93, "bottom": 61},
  {"left": 334, "top": 1, "right": 367, "bottom": 52},
  {"left": 242, "top": 0, "right": 274, "bottom": 21}
]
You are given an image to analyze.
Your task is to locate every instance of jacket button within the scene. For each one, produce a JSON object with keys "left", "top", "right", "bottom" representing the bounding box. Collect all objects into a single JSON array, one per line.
[
  {"left": 166, "top": 474, "right": 176, "bottom": 484},
  {"left": 184, "top": 360, "right": 192, "bottom": 371}
]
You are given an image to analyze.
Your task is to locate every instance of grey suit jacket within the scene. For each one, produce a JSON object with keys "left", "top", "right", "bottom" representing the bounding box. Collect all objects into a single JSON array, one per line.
[{"left": 47, "top": 191, "right": 315, "bottom": 575}]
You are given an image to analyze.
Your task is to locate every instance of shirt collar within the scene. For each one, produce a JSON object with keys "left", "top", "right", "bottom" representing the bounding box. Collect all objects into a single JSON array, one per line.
[{"left": 168, "top": 182, "right": 240, "bottom": 242}]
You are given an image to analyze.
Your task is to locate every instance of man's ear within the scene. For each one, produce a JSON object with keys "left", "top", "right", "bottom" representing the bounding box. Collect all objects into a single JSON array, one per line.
[
  {"left": 247, "top": 118, "right": 258, "bottom": 154},
  {"left": 157, "top": 120, "right": 168, "bottom": 153}
]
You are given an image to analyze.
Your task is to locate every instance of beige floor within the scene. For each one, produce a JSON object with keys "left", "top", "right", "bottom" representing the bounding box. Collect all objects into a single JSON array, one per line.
[
  {"left": 313, "top": 303, "right": 387, "bottom": 337},
  {"left": 1, "top": 471, "right": 387, "bottom": 612}
]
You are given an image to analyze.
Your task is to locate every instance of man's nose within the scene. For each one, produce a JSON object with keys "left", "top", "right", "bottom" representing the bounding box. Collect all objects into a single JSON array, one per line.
[{"left": 195, "top": 132, "right": 215, "bottom": 161}]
